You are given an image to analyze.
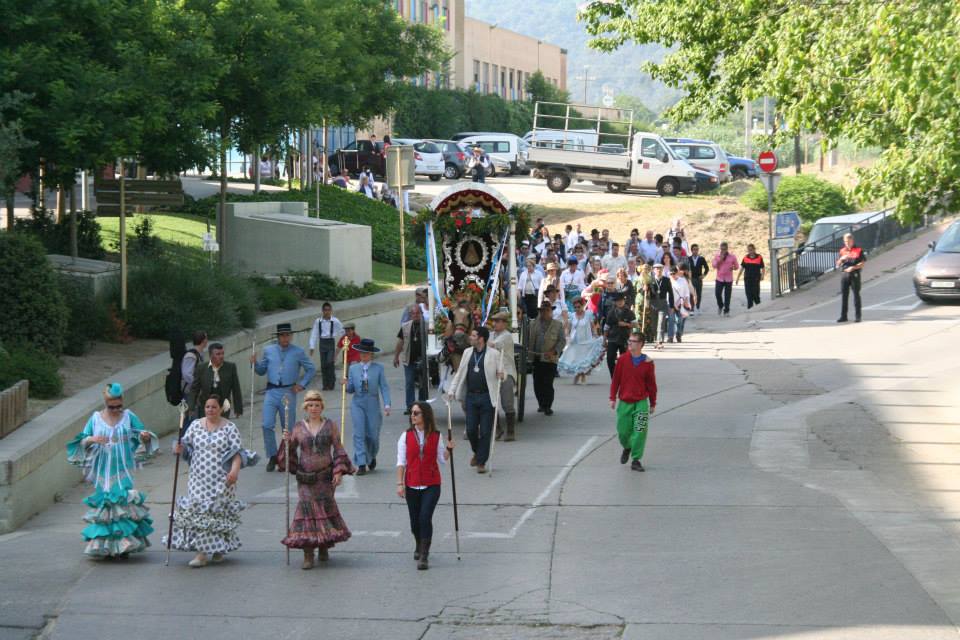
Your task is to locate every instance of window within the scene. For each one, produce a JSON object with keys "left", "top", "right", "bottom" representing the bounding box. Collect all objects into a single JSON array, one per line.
[
  {"left": 473, "top": 59, "right": 481, "bottom": 91},
  {"left": 641, "top": 138, "right": 668, "bottom": 160},
  {"left": 492, "top": 64, "right": 499, "bottom": 94},
  {"left": 443, "top": 1, "right": 449, "bottom": 30},
  {"left": 483, "top": 62, "right": 489, "bottom": 93},
  {"left": 692, "top": 145, "right": 717, "bottom": 160},
  {"left": 413, "top": 142, "right": 440, "bottom": 154},
  {"left": 478, "top": 141, "right": 510, "bottom": 153},
  {"left": 357, "top": 141, "right": 373, "bottom": 153},
  {"left": 501, "top": 70, "right": 506, "bottom": 97},
  {"left": 671, "top": 145, "right": 691, "bottom": 160},
  {"left": 411, "top": 0, "right": 417, "bottom": 21}
]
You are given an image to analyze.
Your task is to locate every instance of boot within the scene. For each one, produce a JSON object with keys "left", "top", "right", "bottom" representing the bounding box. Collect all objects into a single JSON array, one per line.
[
  {"left": 504, "top": 413, "right": 517, "bottom": 442},
  {"left": 413, "top": 538, "right": 421, "bottom": 561},
  {"left": 317, "top": 545, "right": 329, "bottom": 562},
  {"left": 417, "top": 539, "right": 431, "bottom": 570},
  {"left": 302, "top": 548, "right": 314, "bottom": 570}
]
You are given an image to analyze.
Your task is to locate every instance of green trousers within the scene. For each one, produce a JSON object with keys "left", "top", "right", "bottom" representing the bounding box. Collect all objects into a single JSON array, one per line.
[{"left": 616, "top": 398, "right": 649, "bottom": 461}]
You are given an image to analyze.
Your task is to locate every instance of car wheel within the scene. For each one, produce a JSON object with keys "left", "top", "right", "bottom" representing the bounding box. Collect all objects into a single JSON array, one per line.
[
  {"left": 329, "top": 164, "right": 339, "bottom": 177},
  {"left": 547, "top": 173, "right": 570, "bottom": 193},
  {"left": 487, "top": 164, "right": 497, "bottom": 178},
  {"left": 657, "top": 178, "right": 680, "bottom": 197},
  {"left": 444, "top": 164, "right": 460, "bottom": 180},
  {"left": 429, "top": 174, "right": 442, "bottom": 182},
  {"left": 732, "top": 168, "right": 748, "bottom": 181}
]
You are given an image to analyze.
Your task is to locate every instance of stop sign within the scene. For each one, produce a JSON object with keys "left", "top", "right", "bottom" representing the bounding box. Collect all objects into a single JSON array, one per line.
[{"left": 758, "top": 150, "right": 778, "bottom": 173}]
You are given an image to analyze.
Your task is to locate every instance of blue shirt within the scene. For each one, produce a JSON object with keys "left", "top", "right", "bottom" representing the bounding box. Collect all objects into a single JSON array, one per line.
[
  {"left": 346, "top": 361, "right": 391, "bottom": 408},
  {"left": 254, "top": 343, "right": 315, "bottom": 388}
]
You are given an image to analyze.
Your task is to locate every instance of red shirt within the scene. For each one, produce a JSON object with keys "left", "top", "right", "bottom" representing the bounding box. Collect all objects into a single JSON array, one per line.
[
  {"left": 339, "top": 334, "right": 361, "bottom": 365},
  {"left": 610, "top": 352, "right": 657, "bottom": 407},
  {"left": 404, "top": 430, "right": 441, "bottom": 487}
]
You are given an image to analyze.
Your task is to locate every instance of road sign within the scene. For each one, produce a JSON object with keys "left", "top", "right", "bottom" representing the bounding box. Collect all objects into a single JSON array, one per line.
[
  {"left": 601, "top": 94, "right": 615, "bottom": 108},
  {"left": 771, "top": 237, "right": 795, "bottom": 250},
  {"left": 758, "top": 150, "right": 778, "bottom": 173},
  {"left": 775, "top": 211, "right": 801, "bottom": 238},
  {"left": 760, "top": 172, "right": 781, "bottom": 195},
  {"left": 386, "top": 145, "right": 416, "bottom": 189}
]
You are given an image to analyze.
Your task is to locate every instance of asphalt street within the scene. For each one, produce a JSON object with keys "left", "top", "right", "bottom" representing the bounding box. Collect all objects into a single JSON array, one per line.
[{"left": 2, "top": 230, "right": 959, "bottom": 640}]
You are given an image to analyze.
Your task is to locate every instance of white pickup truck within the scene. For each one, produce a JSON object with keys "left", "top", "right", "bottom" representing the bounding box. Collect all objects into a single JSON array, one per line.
[{"left": 527, "top": 131, "right": 697, "bottom": 196}]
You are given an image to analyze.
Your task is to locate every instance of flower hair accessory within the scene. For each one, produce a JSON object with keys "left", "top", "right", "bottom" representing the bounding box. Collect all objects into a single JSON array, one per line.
[{"left": 106, "top": 382, "right": 124, "bottom": 398}]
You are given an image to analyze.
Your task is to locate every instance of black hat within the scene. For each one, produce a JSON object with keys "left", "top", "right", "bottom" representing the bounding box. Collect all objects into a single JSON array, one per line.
[
  {"left": 612, "top": 291, "right": 625, "bottom": 301},
  {"left": 352, "top": 338, "right": 381, "bottom": 353},
  {"left": 275, "top": 322, "right": 293, "bottom": 335}
]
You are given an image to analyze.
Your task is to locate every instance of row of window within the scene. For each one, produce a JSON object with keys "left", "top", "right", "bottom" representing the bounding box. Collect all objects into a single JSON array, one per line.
[
  {"left": 471, "top": 61, "right": 555, "bottom": 100},
  {"left": 394, "top": 0, "right": 450, "bottom": 30}
]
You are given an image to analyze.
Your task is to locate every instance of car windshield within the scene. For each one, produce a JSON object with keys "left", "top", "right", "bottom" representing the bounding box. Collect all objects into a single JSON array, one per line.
[
  {"left": 935, "top": 223, "right": 960, "bottom": 252},
  {"left": 806, "top": 223, "right": 852, "bottom": 246},
  {"left": 414, "top": 142, "right": 440, "bottom": 154}
]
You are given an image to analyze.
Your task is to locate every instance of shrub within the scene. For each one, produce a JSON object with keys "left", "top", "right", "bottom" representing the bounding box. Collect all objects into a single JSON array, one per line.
[
  {"left": 181, "top": 188, "right": 427, "bottom": 270},
  {"left": 59, "top": 277, "right": 111, "bottom": 356},
  {"left": 249, "top": 277, "right": 299, "bottom": 312},
  {"left": 0, "top": 232, "right": 68, "bottom": 354},
  {"left": 13, "top": 208, "right": 105, "bottom": 259},
  {"left": 281, "top": 271, "right": 386, "bottom": 301},
  {"left": 119, "top": 259, "right": 257, "bottom": 339},
  {"left": 0, "top": 342, "right": 63, "bottom": 399},
  {"left": 741, "top": 175, "right": 854, "bottom": 222}
]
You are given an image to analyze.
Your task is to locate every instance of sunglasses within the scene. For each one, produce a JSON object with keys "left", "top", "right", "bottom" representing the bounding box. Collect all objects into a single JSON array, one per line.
[
  {"left": 106, "top": 403, "right": 123, "bottom": 410},
  {"left": 411, "top": 410, "right": 422, "bottom": 415}
]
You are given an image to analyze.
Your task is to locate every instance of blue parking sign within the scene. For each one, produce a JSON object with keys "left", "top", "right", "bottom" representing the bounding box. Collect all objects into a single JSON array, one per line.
[{"left": 775, "top": 211, "right": 801, "bottom": 238}]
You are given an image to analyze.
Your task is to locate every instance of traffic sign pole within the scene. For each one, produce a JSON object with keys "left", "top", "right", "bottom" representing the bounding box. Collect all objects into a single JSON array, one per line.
[{"left": 757, "top": 151, "right": 781, "bottom": 298}]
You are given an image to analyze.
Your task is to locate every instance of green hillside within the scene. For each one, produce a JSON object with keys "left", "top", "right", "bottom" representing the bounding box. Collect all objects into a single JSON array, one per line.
[{"left": 465, "top": 0, "right": 682, "bottom": 112}]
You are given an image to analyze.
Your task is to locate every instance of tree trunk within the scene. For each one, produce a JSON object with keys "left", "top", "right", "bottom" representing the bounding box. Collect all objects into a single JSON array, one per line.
[
  {"left": 218, "top": 122, "right": 229, "bottom": 264},
  {"left": 794, "top": 134, "right": 802, "bottom": 174},
  {"left": 254, "top": 145, "right": 261, "bottom": 194},
  {"left": 70, "top": 178, "right": 78, "bottom": 259},
  {"left": 5, "top": 190, "right": 14, "bottom": 231}
]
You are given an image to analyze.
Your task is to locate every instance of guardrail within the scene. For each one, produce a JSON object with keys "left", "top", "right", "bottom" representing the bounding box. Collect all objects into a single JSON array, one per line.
[
  {"left": 777, "top": 208, "right": 921, "bottom": 295},
  {"left": 0, "top": 380, "right": 29, "bottom": 439}
]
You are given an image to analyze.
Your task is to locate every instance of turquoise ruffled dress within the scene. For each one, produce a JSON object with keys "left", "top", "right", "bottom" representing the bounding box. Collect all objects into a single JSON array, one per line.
[{"left": 66, "top": 410, "right": 159, "bottom": 557}]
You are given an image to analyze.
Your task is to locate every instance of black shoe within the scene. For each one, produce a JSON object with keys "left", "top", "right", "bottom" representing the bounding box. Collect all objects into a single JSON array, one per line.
[
  {"left": 855, "top": 316, "right": 862, "bottom": 323},
  {"left": 537, "top": 406, "right": 544, "bottom": 413},
  {"left": 667, "top": 337, "right": 674, "bottom": 343},
  {"left": 620, "top": 448, "right": 630, "bottom": 464},
  {"left": 369, "top": 458, "right": 377, "bottom": 471},
  {"left": 676, "top": 335, "right": 682, "bottom": 343},
  {"left": 356, "top": 465, "right": 368, "bottom": 476},
  {"left": 723, "top": 310, "right": 730, "bottom": 316},
  {"left": 837, "top": 317, "right": 848, "bottom": 323},
  {"left": 544, "top": 408, "right": 554, "bottom": 416},
  {"left": 718, "top": 308, "right": 723, "bottom": 316},
  {"left": 631, "top": 460, "right": 645, "bottom": 472},
  {"left": 266, "top": 456, "right": 277, "bottom": 472}
]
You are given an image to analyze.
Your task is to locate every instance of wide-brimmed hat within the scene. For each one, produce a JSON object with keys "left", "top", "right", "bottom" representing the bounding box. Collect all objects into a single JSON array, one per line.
[
  {"left": 352, "top": 338, "right": 380, "bottom": 353},
  {"left": 274, "top": 322, "right": 293, "bottom": 336},
  {"left": 343, "top": 321, "right": 356, "bottom": 330},
  {"left": 491, "top": 311, "right": 509, "bottom": 322},
  {"left": 545, "top": 262, "right": 558, "bottom": 271}
]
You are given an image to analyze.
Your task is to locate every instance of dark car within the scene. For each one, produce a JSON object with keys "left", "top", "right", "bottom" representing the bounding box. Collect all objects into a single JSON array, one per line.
[
  {"left": 427, "top": 139, "right": 469, "bottom": 180},
  {"left": 679, "top": 168, "right": 720, "bottom": 194},
  {"left": 327, "top": 139, "right": 386, "bottom": 178},
  {"left": 914, "top": 220, "right": 960, "bottom": 302}
]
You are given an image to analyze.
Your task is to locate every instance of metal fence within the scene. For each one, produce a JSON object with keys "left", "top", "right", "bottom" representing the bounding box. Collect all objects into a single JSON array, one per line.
[{"left": 777, "top": 208, "right": 923, "bottom": 295}]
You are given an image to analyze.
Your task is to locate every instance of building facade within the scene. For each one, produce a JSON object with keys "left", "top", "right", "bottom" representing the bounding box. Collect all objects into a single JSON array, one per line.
[{"left": 393, "top": 0, "right": 567, "bottom": 98}]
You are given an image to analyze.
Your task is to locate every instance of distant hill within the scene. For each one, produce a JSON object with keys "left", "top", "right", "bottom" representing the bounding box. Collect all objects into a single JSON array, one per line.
[{"left": 464, "top": 0, "right": 683, "bottom": 113}]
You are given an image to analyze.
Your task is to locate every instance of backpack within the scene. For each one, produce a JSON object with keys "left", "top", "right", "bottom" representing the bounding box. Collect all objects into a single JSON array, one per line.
[{"left": 164, "top": 329, "right": 197, "bottom": 406}]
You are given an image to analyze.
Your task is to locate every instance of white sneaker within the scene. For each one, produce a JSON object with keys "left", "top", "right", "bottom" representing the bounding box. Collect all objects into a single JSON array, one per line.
[{"left": 188, "top": 554, "right": 208, "bottom": 568}]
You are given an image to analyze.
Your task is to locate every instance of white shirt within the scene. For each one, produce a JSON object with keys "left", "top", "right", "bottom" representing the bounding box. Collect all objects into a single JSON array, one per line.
[
  {"left": 309, "top": 316, "right": 344, "bottom": 350},
  {"left": 638, "top": 240, "right": 660, "bottom": 264},
  {"left": 565, "top": 230, "right": 580, "bottom": 253},
  {"left": 602, "top": 254, "right": 628, "bottom": 274},
  {"left": 396, "top": 430, "right": 448, "bottom": 489},
  {"left": 518, "top": 269, "right": 542, "bottom": 296},
  {"left": 559, "top": 268, "right": 586, "bottom": 293},
  {"left": 671, "top": 276, "right": 692, "bottom": 309}
]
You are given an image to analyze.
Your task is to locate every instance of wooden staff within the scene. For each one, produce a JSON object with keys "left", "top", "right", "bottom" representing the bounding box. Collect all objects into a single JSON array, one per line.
[
  {"left": 444, "top": 398, "right": 461, "bottom": 560},
  {"left": 339, "top": 338, "right": 349, "bottom": 450},
  {"left": 248, "top": 336, "right": 256, "bottom": 445},
  {"left": 165, "top": 400, "right": 188, "bottom": 566},
  {"left": 282, "top": 394, "right": 291, "bottom": 566},
  {"left": 486, "top": 347, "right": 505, "bottom": 477}
]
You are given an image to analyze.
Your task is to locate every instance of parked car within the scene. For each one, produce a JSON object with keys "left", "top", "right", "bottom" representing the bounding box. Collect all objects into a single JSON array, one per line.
[
  {"left": 726, "top": 153, "right": 760, "bottom": 180},
  {"left": 392, "top": 138, "right": 445, "bottom": 181},
  {"left": 691, "top": 168, "right": 721, "bottom": 194},
  {"left": 664, "top": 139, "right": 731, "bottom": 182},
  {"left": 327, "top": 139, "right": 385, "bottom": 178},
  {"left": 427, "top": 139, "right": 470, "bottom": 180},
  {"left": 796, "top": 210, "right": 893, "bottom": 281},
  {"left": 457, "top": 134, "right": 528, "bottom": 175},
  {"left": 598, "top": 143, "right": 627, "bottom": 154},
  {"left": 914, "top": 219, "right": 960, "bottom": 302}
]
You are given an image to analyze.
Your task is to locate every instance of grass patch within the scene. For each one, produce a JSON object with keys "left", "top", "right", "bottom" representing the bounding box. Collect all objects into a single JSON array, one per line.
[{"left": 372, "top": 261, "right": 427, "bottom": 288}]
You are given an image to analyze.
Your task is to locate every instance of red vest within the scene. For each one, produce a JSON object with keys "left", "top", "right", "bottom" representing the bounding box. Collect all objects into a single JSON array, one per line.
[{"left": 404, "top": 430, "right": 442, "bottom": 487}]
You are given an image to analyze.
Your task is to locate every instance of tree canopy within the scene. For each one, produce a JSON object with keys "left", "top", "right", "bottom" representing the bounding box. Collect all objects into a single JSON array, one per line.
[{"left": 580, "top": 0, "right": 960, "bottom": 220}]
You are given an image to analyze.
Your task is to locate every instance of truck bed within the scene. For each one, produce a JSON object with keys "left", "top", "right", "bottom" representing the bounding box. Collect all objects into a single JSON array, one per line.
[{"left": 526, "top": 147, "right": 630, "bottom": 174}]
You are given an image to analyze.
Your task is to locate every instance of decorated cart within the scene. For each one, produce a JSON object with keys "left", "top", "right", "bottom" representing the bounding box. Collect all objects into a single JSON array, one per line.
[{"left": 412, "top": 183, "right": 531, "bottom": 420}]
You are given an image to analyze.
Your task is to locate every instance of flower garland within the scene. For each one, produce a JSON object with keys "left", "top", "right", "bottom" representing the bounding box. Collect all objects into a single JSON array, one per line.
[{"left": 412, "top": 203, "right": 531, "bottom": 239}]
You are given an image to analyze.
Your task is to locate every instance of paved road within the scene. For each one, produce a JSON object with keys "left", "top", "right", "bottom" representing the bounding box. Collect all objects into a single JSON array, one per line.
[{"left": 2, "top": 237, "right": 959, "bottom": 639}]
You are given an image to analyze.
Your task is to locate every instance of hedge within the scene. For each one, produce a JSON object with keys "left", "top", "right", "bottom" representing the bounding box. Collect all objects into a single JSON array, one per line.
[
  {"left": 741, "top": 175, "right": 854, "bottom": 222},
  {"left": 180, "top": 187, "right": 427, "bottom": 271},
  {"left": 0, "top": 342, "right": 63, "bottom": 399},
  {"left": 0, "top": 232, "right": 68, "bottom": 354}
]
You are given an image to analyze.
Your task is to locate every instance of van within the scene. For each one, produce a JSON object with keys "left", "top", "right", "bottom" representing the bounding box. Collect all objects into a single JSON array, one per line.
[
  {"left": 458, "top": 133, "right": 529, "bottom": 175},
  {"left": 524, "top": 129, "right": 599, "bottom": 152},
  {"left": 664, "top": 139, "right": 731, "bottom": 182},
  {"left": 796, "top": 210, "right": 894, "bottom": 281}
]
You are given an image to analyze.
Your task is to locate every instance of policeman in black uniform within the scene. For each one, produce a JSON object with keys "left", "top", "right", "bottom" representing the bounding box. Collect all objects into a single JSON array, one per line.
[{"left": 836, "top": 232, "right": 866, "bottom": 322}]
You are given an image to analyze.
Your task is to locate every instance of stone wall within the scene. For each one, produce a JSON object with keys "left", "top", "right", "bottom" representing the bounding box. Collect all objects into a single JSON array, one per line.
[{"left": 0, "top": 289, "right": 413, "bottom": 533}]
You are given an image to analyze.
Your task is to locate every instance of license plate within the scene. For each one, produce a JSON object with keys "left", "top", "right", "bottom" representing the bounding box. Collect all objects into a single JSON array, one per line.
[{"left": 930, "top": 280, "right": 956, "bottom": 288}]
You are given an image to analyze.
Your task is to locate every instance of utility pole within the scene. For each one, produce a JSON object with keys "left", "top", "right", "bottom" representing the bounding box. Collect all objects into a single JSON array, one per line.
[
  {"left": 575, "top": 65, "right": 596, "bottom": 103},
  {"left": 744, "top": 99, "right": 752, "bottom": 158}
]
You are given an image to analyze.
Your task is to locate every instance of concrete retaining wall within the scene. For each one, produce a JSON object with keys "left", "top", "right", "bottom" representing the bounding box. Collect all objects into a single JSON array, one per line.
[{"left": 0, "top": 289, "right": 413, "bottom": 533}]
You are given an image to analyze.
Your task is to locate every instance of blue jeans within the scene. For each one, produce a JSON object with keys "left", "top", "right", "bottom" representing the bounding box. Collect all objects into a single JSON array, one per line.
[
  {"left": 262, "top": 387, "right": 296, "bottom": 459},
  {"left": 465, "top": 391, "right": 495, "bottom": 466},
  {"left": 404, "top": 362, "right": 427, "bottom": 410},
  {"left": 351, "top": 395, "right": 383, "bottom": 467},
  {"left": 670, "top": 311, "right": 686, "bottom": 338}
]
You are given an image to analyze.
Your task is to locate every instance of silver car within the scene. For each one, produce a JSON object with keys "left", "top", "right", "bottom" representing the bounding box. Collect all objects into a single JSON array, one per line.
[{"left": 914, "top": 220, "right": 960, "bottom": 302}]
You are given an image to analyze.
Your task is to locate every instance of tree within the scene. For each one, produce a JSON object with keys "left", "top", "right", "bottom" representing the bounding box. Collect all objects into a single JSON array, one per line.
[
  {"left": 0, "top": 92, "right": 34, "bottom": 230},
  {"left": 580, "top": 0, "right": 960, "bottom": 221}
]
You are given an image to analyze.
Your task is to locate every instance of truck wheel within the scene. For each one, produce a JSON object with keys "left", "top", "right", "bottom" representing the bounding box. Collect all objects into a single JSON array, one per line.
[
  {"left": 732, "top": 168, "right": 748, "bottom": 181},
  {"left": 444, "top": 164, "right": 461, "bottom": 180},
  {"left": 547, "top": 173, "right": 570, "bottom": 193},
  {"left": 657, "top": 178, "right": 680, "bottom": 197},
  {"left": 606, "top": 183, "right": 626, "bottom": 193},
  {"left": 429, "top": 174, "right": 442, "bottom": 182}
]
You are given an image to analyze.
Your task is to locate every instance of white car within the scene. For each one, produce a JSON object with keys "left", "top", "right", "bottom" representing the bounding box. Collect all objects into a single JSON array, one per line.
[
  {"left": 665, "top": 140, "right": 731, "bottom": 183},
  {"left": 393, "top": 138, "right": 445, "bottom": 181}
]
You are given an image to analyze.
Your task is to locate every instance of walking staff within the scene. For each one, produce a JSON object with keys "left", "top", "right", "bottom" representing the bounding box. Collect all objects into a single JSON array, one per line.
[
  {"left": 339, "top": 345, "right": 349, "bottom": 448},
  {"left": 283, "top": 394, "right": 291, "bottom": 566},
  {"left": 166, "top": 401, "right": 188, "bottom": 566},
  {"left": 444, "top": 399, "right": 461, "bottom": 560},
  {"left": 248, "top": 336, "right": 256, "bottom": 444},
  {"left": 486, "top": 347, "right": 505, "bottom": 477}
]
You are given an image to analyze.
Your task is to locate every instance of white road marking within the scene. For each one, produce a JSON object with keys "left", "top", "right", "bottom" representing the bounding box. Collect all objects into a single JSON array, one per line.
[
  {"left": 863, "top": 294, "right": 916, "bottom": 310},
  {"left": 461, "top": 436, "right": 600, "bottom": 540}
]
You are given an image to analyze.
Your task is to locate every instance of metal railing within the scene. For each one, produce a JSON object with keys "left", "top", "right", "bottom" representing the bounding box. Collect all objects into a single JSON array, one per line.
[{"left": 777, "top": 208, "right": 920, "bottom": 295}]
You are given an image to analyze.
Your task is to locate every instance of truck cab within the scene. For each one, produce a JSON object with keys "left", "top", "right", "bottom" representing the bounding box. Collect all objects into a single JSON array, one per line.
[{"left": 631, "top": 135, "right": 695, "bottom": 195}]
